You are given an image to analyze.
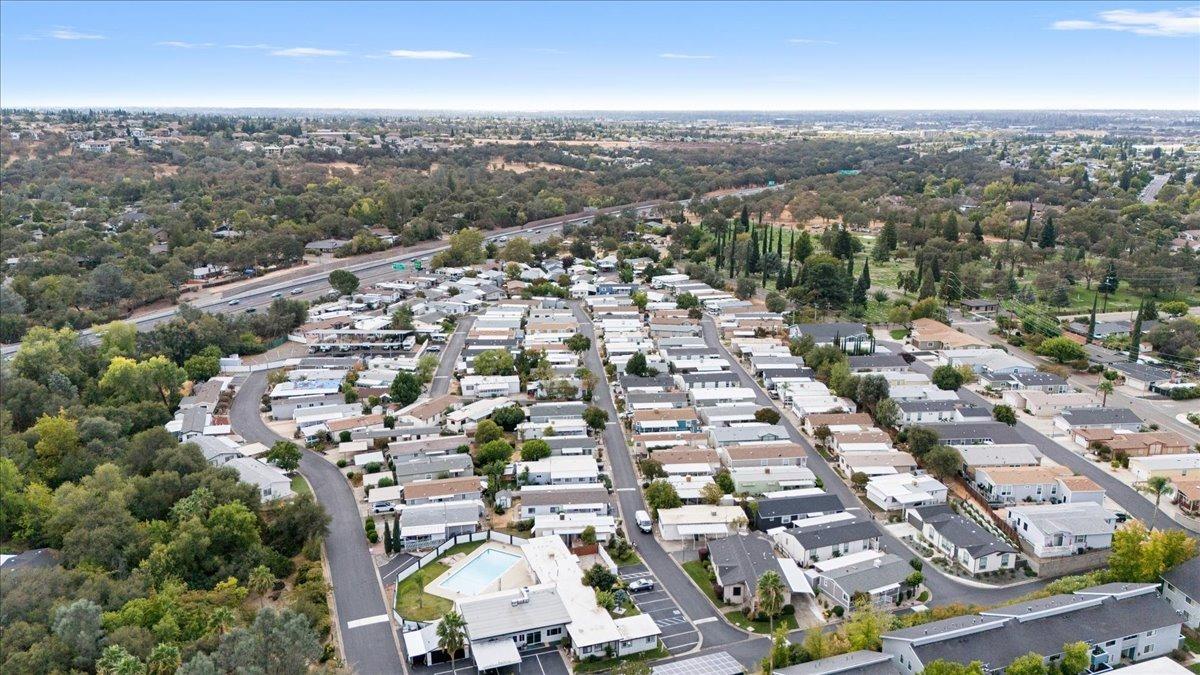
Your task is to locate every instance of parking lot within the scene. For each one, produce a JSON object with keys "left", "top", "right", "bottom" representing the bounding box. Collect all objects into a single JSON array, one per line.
[
  {"left": 620, "top": 564, "right": 700, "bottom": 655},
  {"left": 416, "top": 645, "right": 569, "bottom": 675}
]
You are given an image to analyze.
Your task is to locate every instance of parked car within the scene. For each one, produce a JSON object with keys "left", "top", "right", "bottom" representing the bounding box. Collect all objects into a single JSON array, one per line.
[{"left": 628, "top": 578, "right": 655, "bottom": 593}]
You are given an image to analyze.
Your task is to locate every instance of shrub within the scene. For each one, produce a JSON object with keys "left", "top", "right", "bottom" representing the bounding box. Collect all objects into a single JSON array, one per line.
[{"left": 832, "top": 606, "right": 844, "bottom": 617}]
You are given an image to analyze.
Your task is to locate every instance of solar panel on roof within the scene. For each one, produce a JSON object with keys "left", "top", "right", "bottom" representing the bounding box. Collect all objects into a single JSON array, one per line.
[{"left": 652, "top": 651, "right": 745, "bottom": 675}]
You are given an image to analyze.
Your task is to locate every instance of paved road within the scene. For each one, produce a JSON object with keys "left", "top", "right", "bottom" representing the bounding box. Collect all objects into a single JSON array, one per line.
[
  {"left": 231, "top": 371, "right": 406, "bottom": 675},
  {"left": 430, "top": 316, "right": 473, "bottom": 397},
  {"left": 571, "top": 302, "right": 748, "bottom": 650},
  {"left": 1140, "top": 173, "right": 1171, "bottom": 204},
  {"left": 699, "top": 318, "right": 1048, "bottom": 607},
  {"left": 886, "top": 339, "right": 1200, "bottom": 536}
]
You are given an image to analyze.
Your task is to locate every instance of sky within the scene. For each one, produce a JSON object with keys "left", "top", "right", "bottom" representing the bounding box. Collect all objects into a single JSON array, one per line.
[{"left": 2, "top": 1, "right": 1198, "bottom": 111}]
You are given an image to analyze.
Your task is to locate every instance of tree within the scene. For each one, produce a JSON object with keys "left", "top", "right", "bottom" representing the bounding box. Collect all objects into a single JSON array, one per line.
[
  {"left": 96, "top": 645, "right": 143, "bottom": 675},
  {"left": 52, "top": 598, "right": 104, "bottom": 669},
  {"left": 1005, "top": 652, "right": 1046, "bottom": 675},
  {"left": 565, "top": 334, "right": 591, "bottom": 353},
  {"left": 922, "top": 661, "right": 985, "bottom": 675},
  {"left": 676, "top": 292, "right": 699, "bottom": 310},
  {"left": 1129, "top": 303, "right": 1144, "bottom": 363},
  {"left": 1161, "top": 300, "right": 1190, "bottom": 317},
  {"left": 248, "top": 564, "right": 275, "bottom": 609},
  {"left": 146, "top": 644, "right": 182, "bottom": 675},
  {"left": 1108, "top": 522, "right": 1196, "bottom": 582},
  {"left": 583, "top": 405, "right": 609, "bottom": 431},
  {"left": 474, "top": 419, "right": 504, "bottom": 445},
  {"left": 755, "top": 570, "right": 786, "bottom": 637},
  {"left": 906, "top": 426, "right": 940, "bottom": 458},
  {"left": 923, "top": 445, "right": 962, "bottom": 480},
  {"left": 475, "top": 440, "right": 515, "bottom": 466},
  {"left": 874, "top": 398, "right": 900, "bottom": 428},
  {"left": 765, "top": 290, "right": 787, "bottom": 313},
  {"left": 328, "top": 269, "right": 359, "bottom": 296},
  {"left": 644, "top": 480, "right": 682, "bottom": 515},
  {"left": 389, "top": 372, "right": 421, "bottom": 407},
  {"left": 1038, "top": 213, "right": 1056, "bottom": 249},
  {"left": 700, "top": 482, "right": 724, "bottom": 505},
  {"left": 625, "top": 352, "right": 654, "bottom": 377},
  {"left": 851, "top": 472, "right": 870, "bottom": 490},
  {"left": 1035, "top": 336, "right": 1085, "bottom": 364},
  {"left": 754, "top": 407, "right": 781, "bottom": 424},
  {"left": 735, "top": 277, "right": 757, "bottom": 300},
  {"left": 1140, "top": 475, "right": 1174, "bottom": 532},
  {"left": 631, "top": 290, "right": 649, "bottom": 311},
  {"left": 392, "top": 305, "right": 415, "bottom": 330},
  {"left": 492, "top": 405, "right": 526, "bottom": 431},
  {"left": 931, "top": 364, "right": 965, "bottom": 390},
  {"left": 184, "top": 352, "right": 221, "bottom": 382},
  {"left": 266, "top": 440, "right": 301, "bottom": 472},
  {"left": 520, "top": 439, "right": 552, "bottom": 461},
  {"left": 583, "top": 562, "right": 618, "bottom": 590},
  {"left": 417, "top": 354, "right": 439, "bottom": 383},
  {"left": 1097, "top": 379, "right": 1113, "bottom": 407},
  {"left": 855, "top": 375, "right": 889, "bottom": 407},
  {"left": 992, "top": 404, "right": 1017, "bottom": 426},
  {"left": 473, "top": 349, "right": 515, "bottom": 376},
  {"left": 843, "top": 601, "right": 894, "bottom": 651},
  {"left": 1058, "top": 642, "right": 1090, "bottom": 675}
]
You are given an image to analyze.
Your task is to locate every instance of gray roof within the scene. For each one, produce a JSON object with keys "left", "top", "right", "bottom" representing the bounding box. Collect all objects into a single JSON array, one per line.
[
  {"left": 848, "top": 354, "right": 908, "bottom": 369},
  {"left": 910, "top": 505, "right": 1015, "bottom": 558},
  {"left": 681, "top": 371, "right": 741, "bottom": 384},
  {"left": 892, "top": 589, "right": 1182, "bottom": 670},
  {"left": 400, "top": 501, "right": 480, "bottom": 528},
  {"left": 896, "top": 400, "right": 966, "bottom": 413},
  {"left": 710, "top": 425, "right": 790, "bottom": 444},
  {"left": 795, "top": 323, "right": 870, "bottom": 342},
  {"left": 1163, "top": 555, "right": 1200, "bottom": 598},
  {"left": 776, "top": 651, "right": 896, "bottom": 675},
  {"left": 1110, "top": 361, "right": 1173, "bottom": 383},
  {"left": 393, "top": 453, "right": 473, "bottom": 482},
  {"left": 707, "top": 533, "right": 784, "bottom": 597},
  {"left": 789, "top": 519, "right": 881, "bottom": 550},
  {"left": 763, "top": 367, "right": 817, "bottom": 381},
  {"left": 619, "top": 373, "right": 676, "bottom": 390},
  {"left": 1011, "top": 371, "right": 1068, "bottom": 387},
  {"left": 181, "top": 406, "right": 208, "bottom": 433},
  {"left": 458, "top": 586, "right": 572, "bottom": 641},
  {"left": 756, "top": 493, "right": 845, "bottom": 519},
  {"left": 922, "top": 422, "right": 1025, "bottom": 445},
  {"left": 542, "top": 436, "right": 598, "bottom": 450},
  {"left": 519, "top": 487, "right": 611, "bottom": 507},
  {"left": 627, "top": 392, "right": 692, "bottom": 406},
  {"left": 1057, "top": 407, "right": 1143, "bottom": 427},
  {"left": 528, "top": 402, "right": 587, "bottom": 420},
  {"left": 821, "top": 553, "right": 911, "bottom": 593}
]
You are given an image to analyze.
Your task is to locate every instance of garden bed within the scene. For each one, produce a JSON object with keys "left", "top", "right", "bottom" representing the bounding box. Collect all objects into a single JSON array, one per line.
[{"left": 724, "top": 609, "right": 798, "bottom": 633}]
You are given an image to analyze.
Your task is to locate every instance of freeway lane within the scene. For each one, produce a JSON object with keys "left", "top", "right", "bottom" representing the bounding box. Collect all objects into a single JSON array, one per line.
[
  {"left": 699, "top": 318, "right": 1048, "bottom": 607},
  {"left": 231, "top": 372, "right": 406, "bottom": 675},
  {"left": 571, "top": 302, "right": 748, "bottom": 649}
]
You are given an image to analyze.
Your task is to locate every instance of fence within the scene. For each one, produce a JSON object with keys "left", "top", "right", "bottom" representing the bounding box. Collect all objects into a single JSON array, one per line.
[
  {"left": 221, "top": 357, "right": 303, "bottom": 374},
  {"left": 393, "top": 529, "right": 525, "bottom": 585}
]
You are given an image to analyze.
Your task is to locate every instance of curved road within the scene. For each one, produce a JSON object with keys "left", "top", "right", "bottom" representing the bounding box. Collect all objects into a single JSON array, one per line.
[{"left": 232, "top": 372, "right": 405, "bottom": 675}]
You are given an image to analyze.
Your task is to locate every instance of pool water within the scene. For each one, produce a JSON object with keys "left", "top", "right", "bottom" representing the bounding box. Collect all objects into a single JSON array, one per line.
[{"left": 440, "top": 549, "right": 522, "bottom": 595}]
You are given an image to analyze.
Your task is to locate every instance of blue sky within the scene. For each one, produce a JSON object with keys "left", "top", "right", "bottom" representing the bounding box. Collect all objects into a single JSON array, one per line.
[{"left": 2, "top": 1, "right": 1198, "bottom": 110}]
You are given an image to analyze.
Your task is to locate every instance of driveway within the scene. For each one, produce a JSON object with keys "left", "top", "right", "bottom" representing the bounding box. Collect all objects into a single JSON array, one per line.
[
  {"left": 620, "top": 563, "right": 700, "bottom": 654},
  {"left": 232, "top": 371, "right": 406, "bottom": 675},
  {"left": 699, "top": 317, "right": 1048, "bottom": 607},
  {"left": 430, "top": 316, "right": 473, "bottom": 397}
]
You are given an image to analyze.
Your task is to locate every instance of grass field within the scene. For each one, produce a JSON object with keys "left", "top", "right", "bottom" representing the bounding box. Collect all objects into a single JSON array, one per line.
[
  {"left": 393, "top": 541, "right": 486, "bottom": 621},
  {"left": 290, "top": 474, "right": 311, "bottom": 496},
  {"left": 681, "top": 560, "right": 720, "bottom": 605}
]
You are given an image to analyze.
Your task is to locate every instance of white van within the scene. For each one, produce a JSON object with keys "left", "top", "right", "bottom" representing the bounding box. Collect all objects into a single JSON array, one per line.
[{"left": 635, "top": 510, "right": 653, "bottom": 534}]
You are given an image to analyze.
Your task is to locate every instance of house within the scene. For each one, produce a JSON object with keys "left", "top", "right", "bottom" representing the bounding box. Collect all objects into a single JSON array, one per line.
[
  {"left": 1110, "top": 361, "right": 1175, "bottom": 392},
  {"left": 398, "top": 501, "right": 482, "bottom": 549},
  {"left": 656, "top": 505, "right": 748, "bottom": 542},
  {"left": 1006, "top": 502, "right": 1115, "bottom": 557},
  {"left": 527, "top": 402, "right": 588, "bottom": 424},
  {"left": 189, "top": 435, "right": 243, "bottom": 467},
  {"left": 399, "top": 394, "right": 461, "bottom": 426},
  {"left": 402, "top": 476, "right": 484, "bottom": 505},
  {"left": 955, "top": 444, "right": 1041, "bottom": 474},
  {"left": 909, "top": 318, "right": 990, "bottom": 350},
  {"left": 618, "top": 373, "right": 676, "bottom": 394},
  {"left": 533, "top": 513, "right": 617, "bottom": 544},
  {"left": 459, "top": 585, "right": 571, "bottom": 660},
  {"left": 959, "top": 298, "right": 999, "bottom": 315},
  {"left": 225, "top": 457, "right": 295, "bottom": 501},
  {"left": 631, "top": 408, "right": 702, "bottom": 434},
  {"left": 1161, "top": 554, "right": 1200, "bottom": 628},
  {"left": 707, "top": 533, "right": 790, "bottom": 610},
  {"left": 1054, "top": 407, "right": 1143, "bottom": 433},
  {"left": 1002, "top": 390, "right": 1098, "bottom": 418},
  {"left": 539, "top": 436, "right": 598, "bottom": 457},
  {"left": 514, "top": 455, "right": 599, "bottom": 485},
  {"left": 1078, "top": 430, "right": 1190, "bottom": 457},
  {"left": 865, "top": 473, "right": 947, "bottom": 511},
  {"left": 923, "top": 422, "right": 1025, "bottom": 446},
  {"left": 774, "top": 651, "right": 895, "bottom": 675},
  {"left": 906, "top": 504, "right": 1016, "bottom": 576},
  {"left": 847, "top": 354, "right": 909, "bottom": 373},
  {"left": 719, "top": 442, "right": 807, "bottom": 469},
  {"left": 709, "top": 425, "right": 790, "bottom": 446},
  {"left": 731, "top": 465, "right": 817, "bottom": 494},
  {"left": 1056, "top": 476, "right": 1105, "bottom": 505},
  {"left": 972, "top": 465, "right": 1072, "bottom": 505},
  {"left": 802, "top": 413, "right": 875, "bottom": 436},
  {"left": 1172, "top": 479, "right": 1200, "bottom": 518},
  {"left": 653, "top": 448, "right": 721, "bottom": 476},
  {"left": 444, "top": 397, "right": 515, "bottom": 433},
  {"left": 394, "top": 453, "right": 474, "bottom": 485},
  {"left": 754, "top": 493, "right": 845, "bottom": 530},
  {"left": 460, "top": 375, "right": 522, "bottom": 398},
  {"left": 518, "top": 486, "right": 612, "bottom": 520},
  {"left": 882, "top": 583, "right": 1183, "bottom": 674},
  {"left": 896, "top": 400, "right": 972, "bottom": 426},
  {"left": 626, "top": 392, "right": 691, "bottom": 411},
  {"left": 774, "top": 518, "right": 881, "bottom": 565},
  {"left": 814, "top": 551, "right": 913, "bottom": 609},
  {"left": 793, "top": 323, "right": 872, "bottom": 353},
  {"left": 677, "top": 371, "right": 742, "bottom": 390},
  {"left": 838, "top": 452, "right": 918, "bottom": 477},
  {"left": 1129, "top": 454, "right": 1200, "bottom": 482},
  {"left": 994, "top": 371, "right": 1071, "bottom": 393}
]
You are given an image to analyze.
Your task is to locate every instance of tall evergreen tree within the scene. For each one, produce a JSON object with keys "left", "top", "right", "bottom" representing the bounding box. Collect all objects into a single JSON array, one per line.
[
  {"left": 880, "top": 219, "right": 898, "bottom": 250},
  {"left": 795, "top": 231, "right": 813, "bottom": 263},
  {"left": 746, "top": 228, "right": 760, "bottom": 276},
  {"left": 728, "top": 221, "right": 739, "bottom": 277},
  {"left": 942, "top": 213, "right": 959, "bottom": 242},
  {"left": 1038, "top": 213, "right": 1056, "bottom": 249},
  {"left": 383, "top": 519, "right": 393, "bottom": 555},
  {"left": 860, "top": 259, "right": 871, "bottom": 288},
  {"left": 853, "top": 260, "right": 871, "bottom": 305},
  {"left": 971, "top": 220, "right": 984, "bottom": 242},
  {"left": 740, "top": 204, "right": 750, "bottom": 230},
  {"left": 1086, "top": 295, "right": 1098, "bottom": 344},
  {"left": 1129, "top": 300, "right": 1144, "bottom": 363},
  {"left": 1022, "top": 205, "right": 1034, "bottom": 245},
  {"left": 918, "top": 265, "right": 936, "bottom": 299}
]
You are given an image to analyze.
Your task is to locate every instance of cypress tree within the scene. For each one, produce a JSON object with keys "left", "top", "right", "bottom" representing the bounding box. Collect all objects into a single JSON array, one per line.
[
  {"left": 383, "top": 519, "right": 393, "bottom": 555},
  {"left": 740, "top": 204, "right": 750, "bottom": 230},
  {"left": 942, "top": 213, "right": 959, "bottom": 242},
  {"left": 715, "top": 224, "right": 724, "bottom": 271},
  {"left": 1129, "top": 300, "right": 1144, "bottom": 363},
  {"left": 919, "top": 265, "right": 936, "bottom": 299},
  {"left": 392, "top": 514, "right": 401, "bottom": 553},
  {"left": 971, "top": 220, "right": 984, "bottom": 242},
  {"left": 881, "top": 220, "right": 897, "bottom": 250},
  {"left": 1038, "top": 213, "right": 1056, "bottom": 249},
  {"left": 1022, "top": 206, "right": 1034, "bottom": 245},
  {"left": 1086, "top": 295, "right": 1098, "bottom": 344},
  {"left": 746, "top": 228, "right": 760, "bottom": 276},
  {"left": 728, "top": 220, "right": 739, "bottom": 277},
  {"left": 860, "top": 259, "right": 871, "bottom": 288}
]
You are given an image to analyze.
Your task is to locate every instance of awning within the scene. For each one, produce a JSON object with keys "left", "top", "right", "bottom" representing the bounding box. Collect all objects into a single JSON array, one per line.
[
  {"left": 400, "top": 524, "right": 446, "bottom": 538},
  {"left": 403, "top": 621, "right": 440, "bottom": 659},
  {"left": 677, "top": 523, "right": 731, "bottom": 536},
  {"left": 471, "top": 639, "right": 522, "bottom": 671},
  {"left": 776, "top": 558, "right": 814, "bottom": 595}
]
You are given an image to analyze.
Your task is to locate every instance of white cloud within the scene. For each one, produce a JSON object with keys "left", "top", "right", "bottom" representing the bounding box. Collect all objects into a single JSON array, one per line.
[
  {"left": 789, "top": 38, "right": 837, "bottom": 45},
  {"left": 1052, "top": 7, "right": 1200, "bottom": 37},
  {"left": 157, "top": 41, "right": 214, "bottom": 49},
  {"left": 659, "top": 52, "right": 713, "bottom": 60},
  {"left": 50, "top": 27, "right": 105, "bottom": 40},
  {"left": 226, "top": 43, "right": 272, "bottom": 50},
  {"left": 271, "top": 47, "right": 346, "bottom": 57},
  {"left": 388, "top": 49, "right": 471, "bottom": 59}
]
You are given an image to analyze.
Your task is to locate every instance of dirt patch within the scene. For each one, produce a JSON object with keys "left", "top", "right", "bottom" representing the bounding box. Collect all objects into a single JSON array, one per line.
[
  {"left": 152, "top": 164, "right": 179, "bottom": 178},
  {"left": 486, "top": 156, "right": 585, "bottom": 174},
  {"left": 323, "top": 161, "right": 361, "bottom": 176}
]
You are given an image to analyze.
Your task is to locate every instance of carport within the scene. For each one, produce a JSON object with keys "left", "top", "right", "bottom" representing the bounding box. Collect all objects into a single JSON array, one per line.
[{"left": 471, "top": 639, "right": 522, "bottom": 672}]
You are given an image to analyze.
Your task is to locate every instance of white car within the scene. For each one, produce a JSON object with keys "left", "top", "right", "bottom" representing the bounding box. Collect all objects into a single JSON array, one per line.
[
  {"left": 290, "top": 288, "right": 304, "bottom": 295},
  {"left": 227, "top": 299, "right": 240, "bottom": 306},
  {"left": 271, "top": 291, "right": 283, "bottom": 298}
]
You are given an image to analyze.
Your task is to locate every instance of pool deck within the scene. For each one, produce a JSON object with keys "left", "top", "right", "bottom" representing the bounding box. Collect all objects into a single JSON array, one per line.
[{"left": 425, "top": 541, "right": 535, "bottom": 601}]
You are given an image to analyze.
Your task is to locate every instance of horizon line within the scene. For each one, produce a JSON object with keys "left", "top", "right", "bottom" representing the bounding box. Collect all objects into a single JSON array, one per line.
[{"left": 4, "top": 104, "right": 1199, "bottom": 114}]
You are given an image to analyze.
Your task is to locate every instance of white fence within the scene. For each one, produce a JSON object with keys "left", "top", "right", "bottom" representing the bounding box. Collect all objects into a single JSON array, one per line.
[
  {"left": 393, "top": 530, "right": 526, "bottom": 585},
  {"left": 221, "top": 358, "right": 303, "bottom": 374}
]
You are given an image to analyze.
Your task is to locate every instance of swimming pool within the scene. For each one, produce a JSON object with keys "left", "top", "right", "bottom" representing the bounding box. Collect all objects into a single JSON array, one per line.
[{"left": 439, "top": 549, "right": 522, "bottom": 595}]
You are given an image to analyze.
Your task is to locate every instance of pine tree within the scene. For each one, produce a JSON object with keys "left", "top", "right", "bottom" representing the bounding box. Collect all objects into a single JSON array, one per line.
[
  {"left": 1129, "top": 301, "right": 1144, "bottom": 363},
  {"left": 971, "top": 220, "right": 984, "bottom": 242},
  {"left": 392, "top": 514, "right": 401, "bottom": 553},
  {"left": 1140, "top": 298, "right": 1158, "bottom": 322},
  {"left": 942, "top": 213, "right": 959, "bottom": 242},
  {"left": 880, "top": 219, "right": 898, "bottom": 250},
  {"left": 747, "top": 228, "right": 760, "bottom": 275},
  {"left": 740, "top": 204, "right": 750, "bottom": 230},
  {"left": 860, "top": 259, "right": 871, "bottom": 288},
  {"left": 930, "top": 256, "right": 941, "bottom": 282},
  {"left": 847, "top": 254, "right": 854, "bottom": 277},
  {"left": 918, "top": 265, "right": 936, "bottom": 299},
  {"left": 715, "top": 224, "right": 724, "bottom": 272},
  {"left": 1022, "top": 205, "right": 1034, "bottom": 245},
  {"left": 853, "top": 260, "right": 870, "bottom": 305},
  {"left": 1086, "top": 295, "right": 1098, "bottom": 344},
  {"left": 383, "top": 519, "right": 393, "bottom": 555},
  {"left": 728, "top": 221, "right": 739, "bottom": 277},
  {"left": 1038, "top": 213, "right": 1056, "bottom": 249}
]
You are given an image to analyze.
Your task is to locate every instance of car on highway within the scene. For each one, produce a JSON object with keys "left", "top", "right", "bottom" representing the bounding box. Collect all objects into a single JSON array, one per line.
[
  {"left": 244, "top": 307, "right": 257, "bottom": 314},
  {"left": 290, "top": 288, "right": 304, "bottom": 295},
  {"left": 627, "top": 578, "right": 655, "bottom": 593},
  {"left": 271, "top": 291, "right": 283, "bottom": 298},
  {"left": 227, "top": 299, "right": 240, "bottom": 306}
]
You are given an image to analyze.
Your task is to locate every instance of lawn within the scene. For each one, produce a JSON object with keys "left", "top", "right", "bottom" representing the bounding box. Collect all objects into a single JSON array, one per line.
[
  {"left": 723, "top": 609, "right": 799, "bottom": 634},
  {"left": 290, "top": 474, "right": 311, "bottom": 496},
  {"left": 890, "top": 329, "right": 910, "bottom": 340},
  {"left": 681, "top": 560, "right": 720, "bottom": 606},
  {"left": 611, "top": 550, "right": 642, "bottom": 567},
  {"left": 573, "top": 644, "right": 670, "bottom": 673},
  {"left": 1189, "top": 665, "right": 1200, "bottom": 675},
  {"left": 1183, "top": 632, "right": 1200, "bottom": 654},
  {"left": 394, "top": 561, "right": 450, "bottom": 621}
]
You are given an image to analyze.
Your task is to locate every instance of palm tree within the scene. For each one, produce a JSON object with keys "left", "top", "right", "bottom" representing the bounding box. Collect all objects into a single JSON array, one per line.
[
  {"left": 1140, "top": 476, "right": 1174, "bottom": 532},
  {"left": 147, "top": 644, "right": 181, "bottom": 675},
  {"left": 437, "top": 611, "right": 468, "bottom": 672},
  {"left": 755, "top": 570, "right": 786, "bottom": 636},
  {"left": 208, "top": 606, "right": 236, "bottom": 637},
  {"left": 248, "top": 564, "right": 275, "bottom": 609},
  {"left": 1097, "top": 379, "right": 1113, "bottom": 407}
]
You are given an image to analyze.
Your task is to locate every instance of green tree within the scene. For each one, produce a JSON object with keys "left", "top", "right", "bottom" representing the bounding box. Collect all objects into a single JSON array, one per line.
[
  {"left": 765, "top": 291, "right": 787, "bottom": 313},
  {"left": 644, "top": 480, "right": 682, "bottom": 516},
  {"left": 736, "top": 277, "right": 757, "bottom": 300},
  {"left": 676, "top": 292, "right": 699, "bottom": 310},
  {"left": 437, "top": 611, "right": 468, "bottom": 672},
  {"left": 906, "top": 426, "right": 940, "bottom": 458},
  {"left": 1129, "top": 303, "right": 1144, "bottom": 362},
  {"left": 580, "top": 525, "right": 597, "bottom": 545},
  {"left": 474, "top": 419, "right": 504, "bottom": 445},
  {"left": 473, "top": 349, "right": 515, "bottom": 376},
  {"left": 392, "top": 305, "right": 415, "bottom": 329},
  {"left": 476, "top": 440, "right": 515, "bottom": 466},
  {"left": 520, "top": 439, "right": 552, "bottom": 461},
  {"left": 625, "top": 352, "right": 654, "bottom": 377},
  {"left": 923, "top": 445, "right": 962, "bottom": 480},
  {"left": 700, "top": 482, "right": 724, "bottom": 505},
  {"left": 1139, "top": 475, "right": 1174, "bottom": 532},
  {"left": 389, "top": 372, "right": 422, "bottom": 406},
  {"left": 248, "top": 564, "right": 275, "bottom": 609},
  {"left": 52, "top": 598, "right": 104, "bottom": 668},
  {"left": 492, "top": 405, "right": 526, "bottom": 431},
  {"left": 1097, "top": 379, "right": 1113, "bottom": 407},
  {"left": 146, "top": 644, "right": 182, "bottom": 675},
  {"left": 417, "top": 354, "right": 439, "bottom": 383},
  {"left": 874, "top": 398, "right": 900, "bottom": 428},
  {"left": 565, "top": 334, "right": 592, "bottom": 353},
  {"left": 214, "top": 608, "right": 321, "bottom": 674},
  {"left": 851, "top": 472, "right": 870, "bottom": 489},
  {"left": 931, "top": 364, "right": 965, "bottom": 390},
  {"left": 1038, "top": 214, "right": 1056, "bottom": 249},
  {"left": 583, "top": 405, "right": 609, "bottom": 431},
  {"left": 96, "top": 645, "right": 143, "bottom": 675},
  {"left": 754, "top": 407, "right": 781, "bottom": 424},
  {"left": 922, "top": 661, "right": 985, "bottom": 675},
  {"left": 266, "top": 440, "right": 302, "bottom": 472},
  {"left": 992, "top": 404, "right": 1017, "bottom": 426},
  {"left": 1035, "top": 336, "right": 1085, "bottom": 364},
  {"left": 843, "top": 600, "right": 894, "bottom": 651},
  {"left": 328, "top": 269, "right": 360, "bottom": 296},
  {"left": 1058, "top": 642, "right": 1090, "bottom": 675},
  {"left": 1005, "top": 652, "right": 1046, "bottom": 675},
  {"left": 755, "top": 570, "right": 786, "bottom": 636},
  {"left": 184, "top": 352, "right": 221, "bottom": 382}
]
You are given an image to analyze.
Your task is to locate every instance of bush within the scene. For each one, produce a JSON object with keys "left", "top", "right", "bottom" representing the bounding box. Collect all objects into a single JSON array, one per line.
[
  {"left": 832, "top": 606, "right": 844, "bottom": 617},
  {"left": 336, "top": 459, "right": 348, "bottom": 468}
]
